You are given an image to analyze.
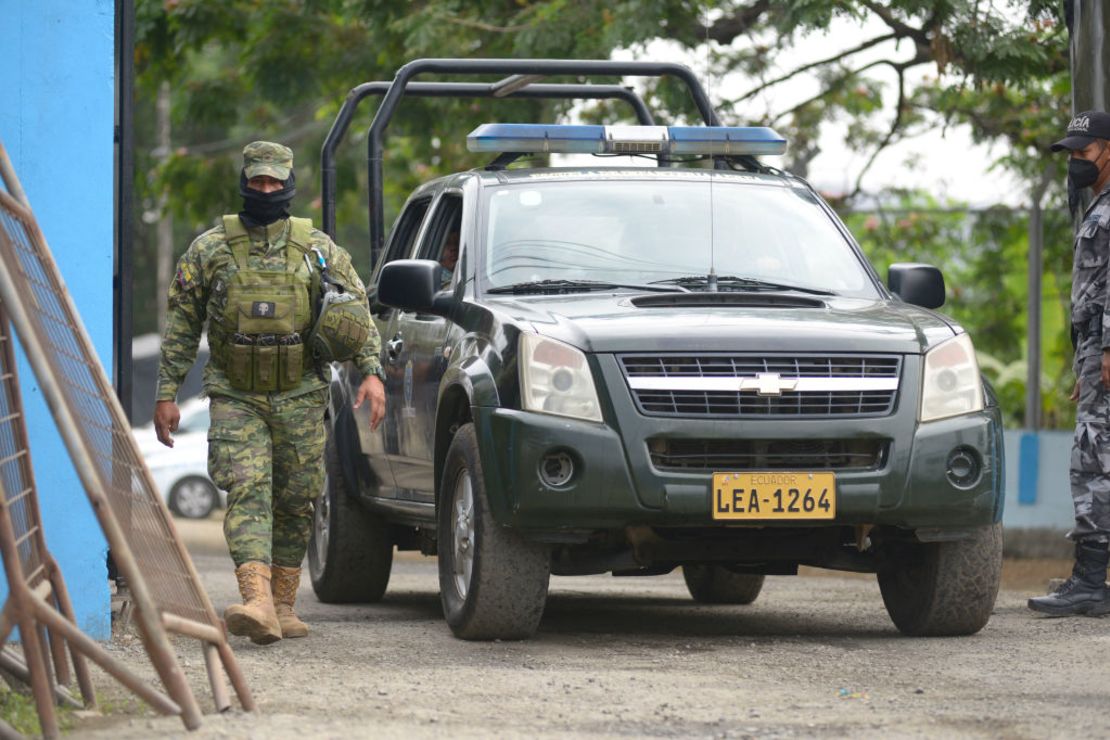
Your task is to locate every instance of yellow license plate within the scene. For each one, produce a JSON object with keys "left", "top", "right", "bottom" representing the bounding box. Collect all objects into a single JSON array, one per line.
[{"left": 712, "top": 471, "right": 836, "bottom": 520}]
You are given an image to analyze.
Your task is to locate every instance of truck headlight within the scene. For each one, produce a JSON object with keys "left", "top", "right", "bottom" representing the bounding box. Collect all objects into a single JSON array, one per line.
[
  {"left": 519, "top": 333, "right": 602, "bottom": 422},
  {"left": 919, "top": 333, "right": 984, "bottom": 422}
]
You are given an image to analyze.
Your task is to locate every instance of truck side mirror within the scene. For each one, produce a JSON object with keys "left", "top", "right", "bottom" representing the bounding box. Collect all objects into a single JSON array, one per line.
[
  {"left": 888, "top": 263, "right": 945, "bottom": 309},
  {"left": 378, "top": 259, "right": 455, "bottom": 317}
]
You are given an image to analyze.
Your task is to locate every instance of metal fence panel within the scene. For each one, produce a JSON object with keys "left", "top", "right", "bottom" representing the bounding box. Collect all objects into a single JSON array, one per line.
[{"left": 0, "top": 142, "right": 253, "bottom": 729}]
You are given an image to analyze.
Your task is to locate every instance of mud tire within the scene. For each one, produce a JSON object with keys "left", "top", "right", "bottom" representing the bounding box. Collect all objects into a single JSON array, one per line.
[
  {"left": 308, "top": 434, "right": 393, "bottom": 603},
  {"left": 438, "top": 423, "right": 550, "bottom": 640},
  {"left": 878, "top": 523, "right": 1002, "bottom": 636}
]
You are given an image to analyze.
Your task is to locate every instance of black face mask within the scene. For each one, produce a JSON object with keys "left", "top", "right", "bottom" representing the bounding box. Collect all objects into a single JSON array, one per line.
[
  {"left": 239, "top": 170, "right": 296, "bottom": 226},
  {"left": 1068, "top": 157, "right": 1101, "bottom": 190}
]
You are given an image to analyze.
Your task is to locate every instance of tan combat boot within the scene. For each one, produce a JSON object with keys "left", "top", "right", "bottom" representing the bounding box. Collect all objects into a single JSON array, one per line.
[
  {"left": 271, "top": 565, "right": 309, "bottom": 638},
  {"left": 224, "top": 562, "right": 282, "bottom": 645}
]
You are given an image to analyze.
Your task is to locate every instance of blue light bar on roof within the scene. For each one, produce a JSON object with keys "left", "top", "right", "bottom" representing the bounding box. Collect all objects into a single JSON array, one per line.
[
  {"left": 669, "top": 126, "right": 786, "bottom": 156},
  {"left": 466, "top": 123, "right": 786, "bottom": 156},
  {"left": 468, "top": 124, "right": 607, "bottom": 154}
]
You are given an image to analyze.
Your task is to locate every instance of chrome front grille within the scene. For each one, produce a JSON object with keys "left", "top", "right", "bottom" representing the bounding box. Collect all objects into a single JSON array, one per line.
[
  {"left": 620, "top": 354, "right": 902, "bottom": 418},
  {"left": 647, "top": 437, "right": 888, "bottom": 472}
]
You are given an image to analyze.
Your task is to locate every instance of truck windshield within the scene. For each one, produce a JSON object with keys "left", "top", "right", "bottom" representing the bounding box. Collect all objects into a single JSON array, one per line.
[{"left": 481, "top": 178, "right": 878, "bottom": 298}]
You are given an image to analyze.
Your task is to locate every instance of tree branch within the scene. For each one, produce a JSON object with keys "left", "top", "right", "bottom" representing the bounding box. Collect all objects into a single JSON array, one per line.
[
  {"left": 729, "top": 33, "right": 897, "bottom": 105},
  {"left": 769, "top": 47, "right": 930, "bottom": 126},
  {"left": 437, "top": 14, "right": 530, "bottom": 34},
  {"left": 768, "top": 58, "right": 886, "bottom": 125},
  {"left": 858, "top": 0, "right": 930, "bottom": 44},
  {"left": 175, "top": 108, "right": 323, "bottom": 157},
  {"left": 683, "top": 0, "right": 772, "bottom": 44},
  {"left": 847, "top": 66, "right": 908, "bottom": 201}
]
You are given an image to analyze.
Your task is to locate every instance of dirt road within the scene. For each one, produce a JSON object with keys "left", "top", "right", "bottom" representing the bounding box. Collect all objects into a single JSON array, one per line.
[{"left": 75, "top": 519, "right": 1110, "bottom": 739}]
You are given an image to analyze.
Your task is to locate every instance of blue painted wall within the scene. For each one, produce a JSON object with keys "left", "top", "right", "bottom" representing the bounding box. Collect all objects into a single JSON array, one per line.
[
  {"left": 0, "top": 1, "right": 115, "bottom": 638},
  {"left": 1002, "top": 429, "right": 1076, "bottom": 531}
]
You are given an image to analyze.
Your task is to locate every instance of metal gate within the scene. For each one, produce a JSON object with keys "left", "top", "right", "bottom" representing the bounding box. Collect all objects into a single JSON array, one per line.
[{"left": 0, "top": 142, "right": 253, "bottom": 733}]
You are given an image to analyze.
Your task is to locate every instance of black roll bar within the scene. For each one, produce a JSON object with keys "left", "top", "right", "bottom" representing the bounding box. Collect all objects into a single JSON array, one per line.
[
  {"left": 320, "top": 80, "right": 655, "bottom": 239},
  {"left": 362, "top": 59, "right": 724, "bottom": 267},
  {"left": 324, "top": 58, "right": 719, "bottom": 266}
]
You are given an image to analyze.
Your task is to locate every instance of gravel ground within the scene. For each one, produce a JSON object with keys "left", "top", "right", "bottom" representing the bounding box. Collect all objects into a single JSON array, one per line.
[{"left": 71, "top": 518, "right": 1110, "bottom": 739}]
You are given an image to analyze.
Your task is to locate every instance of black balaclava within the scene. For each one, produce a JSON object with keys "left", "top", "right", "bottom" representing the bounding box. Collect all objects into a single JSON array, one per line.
[{"left": 239, "top": 169, "right": 296, "bottom": 227}]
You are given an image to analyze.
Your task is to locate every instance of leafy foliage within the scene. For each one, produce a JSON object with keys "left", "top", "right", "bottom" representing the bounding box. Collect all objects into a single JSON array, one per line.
[
  {"left": 132, "top": 0, "right": 1075, "bottom": 427},
  {"left": 842, "top": 191, "right": 1075, "bottom": 428}
]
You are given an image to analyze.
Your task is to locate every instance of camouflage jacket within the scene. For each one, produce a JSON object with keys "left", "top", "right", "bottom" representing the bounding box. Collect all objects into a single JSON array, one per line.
[
  {"left": 1072, "top": 185, "right": 1110, "bottom": 371},
  {"left": 156, "top": 217, "right": 382, "bottom": 402}
]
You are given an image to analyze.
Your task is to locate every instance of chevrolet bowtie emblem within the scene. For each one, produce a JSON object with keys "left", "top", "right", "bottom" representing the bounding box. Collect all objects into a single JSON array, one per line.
[{"left": 740, "top": 373, "right": 798, "bottom": 396}]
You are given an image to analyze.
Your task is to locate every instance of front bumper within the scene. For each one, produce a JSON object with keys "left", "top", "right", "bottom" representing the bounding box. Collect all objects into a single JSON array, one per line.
[{"left": 476, "top": 357, "right": 1003, "bottom": 534}]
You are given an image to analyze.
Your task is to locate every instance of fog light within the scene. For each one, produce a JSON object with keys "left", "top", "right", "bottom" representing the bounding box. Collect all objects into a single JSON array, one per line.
[
  {"left": 946, "top": 446, "right": 981, "bottom": 489},
  {"left": 539, "top": 450, "right": 575, "bottom": 488}
]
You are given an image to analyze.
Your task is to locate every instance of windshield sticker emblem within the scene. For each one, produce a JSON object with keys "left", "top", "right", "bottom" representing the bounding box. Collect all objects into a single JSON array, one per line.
[{"left": 740, "top": 373, "right": 799, "bottom": 396}]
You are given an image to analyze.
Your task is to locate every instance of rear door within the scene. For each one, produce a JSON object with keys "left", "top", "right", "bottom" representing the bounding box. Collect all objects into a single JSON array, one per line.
[
  {"left": 355, "top": 194, "right": 431, "bottom": 497},
  {"left": 393, "top": 190, "right": 464, "bottom": 501}
]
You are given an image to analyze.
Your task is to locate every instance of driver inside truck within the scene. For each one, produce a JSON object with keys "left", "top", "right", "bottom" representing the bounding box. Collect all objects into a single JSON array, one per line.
[{"left": 438, "top": 229, "right": 460, "bottom": 288}]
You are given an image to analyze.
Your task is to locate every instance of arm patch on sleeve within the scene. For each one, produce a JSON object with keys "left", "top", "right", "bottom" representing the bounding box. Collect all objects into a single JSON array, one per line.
[{"left": 175, "top": 263, "right": 197, "bottom": 290}]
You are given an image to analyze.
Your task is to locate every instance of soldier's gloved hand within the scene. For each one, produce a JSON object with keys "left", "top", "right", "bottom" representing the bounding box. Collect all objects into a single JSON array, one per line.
[
  {"left": 154, "top": 400, "right": 180, "bottom": 448},
  {"left": 1103, "top": 349, "right": 1110, "bottom": 389},
  {"left": 1071, "top": 379, "right": 1081, "bottom": 402},
  {"left": 354, "top": 374, "right": 386, "bottom": 431}
]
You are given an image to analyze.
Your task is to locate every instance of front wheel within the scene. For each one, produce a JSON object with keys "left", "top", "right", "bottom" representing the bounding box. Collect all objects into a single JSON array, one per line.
[
  {"left": 877, "top": 523, "right": 1002, "bottom": 636},
  {"left": 308, "top": 434, "right": 393, "bottom": 603},
  {"left": 437, "top": 423, "right": 550, "bottom": 640},
  {"left": 683, "top": 565, "right": 765, "bottom": 605}
]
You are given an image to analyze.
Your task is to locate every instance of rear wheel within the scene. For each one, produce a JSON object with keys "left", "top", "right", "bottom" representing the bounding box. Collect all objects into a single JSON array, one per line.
[
  {"left": 168, "top": 476, "right": 219, "bottom": 519},
  {"left": 308, "top": 434, "right": 393, "bottom": 603},
  {"left": 438, "top": 423, "right": 550, "bottom": 640},
  {"left": 683, "top": 565, "right": 765, "bottom": 605},
  {"left": 877, "top": 523, "right": 1002, "bottom": 636}
]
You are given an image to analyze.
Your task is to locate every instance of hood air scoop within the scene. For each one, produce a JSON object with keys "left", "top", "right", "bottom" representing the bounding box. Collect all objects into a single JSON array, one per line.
[{"left": 630, "top": 293, "right": 826, "bottom": 309}]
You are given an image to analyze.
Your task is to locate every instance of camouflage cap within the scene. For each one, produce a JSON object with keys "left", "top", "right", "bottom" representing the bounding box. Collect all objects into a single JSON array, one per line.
[{"left": 242, "top": 141, "right": 293, "bottom": 180}]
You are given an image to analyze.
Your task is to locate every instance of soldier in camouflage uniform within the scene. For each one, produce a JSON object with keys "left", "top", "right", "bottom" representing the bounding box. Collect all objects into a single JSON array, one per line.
[
  {"left": 154, "top": 141, "right": 386, "bottom": 643},
  {"left": 1030, "top": 112, "right": 1110, "bottom": 616}
]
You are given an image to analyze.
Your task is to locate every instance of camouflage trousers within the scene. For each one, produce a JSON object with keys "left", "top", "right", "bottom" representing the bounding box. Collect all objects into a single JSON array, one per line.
[
  {"left": 207, "top": 389, "right": 328, "bottom": 567},
  {"left": 1070, "top": 353, "right": 1110, "bottom": 543}
]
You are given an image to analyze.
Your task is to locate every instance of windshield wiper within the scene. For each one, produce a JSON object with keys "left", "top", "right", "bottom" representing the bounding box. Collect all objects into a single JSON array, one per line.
[
  {"left": 487, "top": 279, "right": 690, "bottom": 295},
  {"left": 649, "top": 275, "right": 835, "bottom": 296}
]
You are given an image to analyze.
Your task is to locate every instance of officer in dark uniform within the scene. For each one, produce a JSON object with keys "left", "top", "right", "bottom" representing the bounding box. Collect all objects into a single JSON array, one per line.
[{"left": 1029, "top": 111, "right": 1110, "bottom": 616}]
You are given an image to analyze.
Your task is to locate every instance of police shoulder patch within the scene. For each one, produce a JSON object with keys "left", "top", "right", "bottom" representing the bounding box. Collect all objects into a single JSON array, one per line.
[{"left": 1092, "top": 201, "right": 1110, "bottom": 229}]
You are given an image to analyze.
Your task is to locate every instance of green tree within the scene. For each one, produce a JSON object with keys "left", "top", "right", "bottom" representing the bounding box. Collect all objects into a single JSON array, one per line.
[
  {"left": 843, "top": 191, "right": 1074, "bottom": 428},
  {"left": 133, "top": 0, "right": 1075, "bottom": 428}
]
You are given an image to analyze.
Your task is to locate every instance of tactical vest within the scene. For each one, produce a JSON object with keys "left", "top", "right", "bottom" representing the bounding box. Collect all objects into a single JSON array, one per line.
[{"left": 213, "top": 215, "right": 320, "bottom": 393}]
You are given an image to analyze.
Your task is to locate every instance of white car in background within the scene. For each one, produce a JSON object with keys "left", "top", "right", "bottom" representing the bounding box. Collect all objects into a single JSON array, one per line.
[{"left": 131, "top": 397, "right": 225, "bottom": 519}]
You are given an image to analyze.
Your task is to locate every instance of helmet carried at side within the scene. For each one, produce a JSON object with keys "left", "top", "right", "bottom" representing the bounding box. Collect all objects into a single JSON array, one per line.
[{"left": 309, "top": 283, "right": 372, "bottom": 364}]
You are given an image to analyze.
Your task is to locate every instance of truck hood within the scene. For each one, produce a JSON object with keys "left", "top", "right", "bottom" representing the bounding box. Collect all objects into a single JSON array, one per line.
[{"left": 483, "top": 293, "right": 957, "bottom": 354}]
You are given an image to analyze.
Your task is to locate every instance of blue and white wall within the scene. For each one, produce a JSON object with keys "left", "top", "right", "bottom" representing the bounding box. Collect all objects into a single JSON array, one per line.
[
  {"left": 1002, "top": 430, "right": 1076, "bottom": 531},
  {"left": 0, "top": 1, "right": 115, "bottom": 638}
]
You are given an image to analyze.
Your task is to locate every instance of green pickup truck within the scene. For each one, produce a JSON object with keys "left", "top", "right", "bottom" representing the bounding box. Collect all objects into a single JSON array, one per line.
[{"left": 308, "top": 61, "right": 1003, "bottom": 641}]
